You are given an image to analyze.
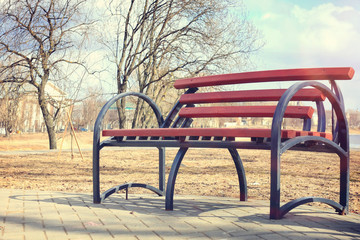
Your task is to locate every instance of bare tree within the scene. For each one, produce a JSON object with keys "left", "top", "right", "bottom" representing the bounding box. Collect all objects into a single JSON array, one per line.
[
  {"left": 98, "top": 0, "right": 262, "bottom": 129},
  {"left": 348, "top": 110, "right": 360, "bottom": 128},
  {"left": 72, "top": 87, "right": 106, "bottom": 131},
  {"left": 0, "top": 83, "right": 23, "bottom": 136},
  {"left": 0, "top": 0, "right": 91, "bottom": 149}
]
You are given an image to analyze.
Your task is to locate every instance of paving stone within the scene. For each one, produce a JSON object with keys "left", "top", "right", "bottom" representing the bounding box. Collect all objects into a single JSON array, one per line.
[
  {"left": 133, "top": 230, "right": 163, "bottom": 240},
  {"left": 45, "top": 232, "right": 69, "bottom": 240},
  {"left": 259, "top": 233, "right": 290, "bottom": 240},
  {"left": 23, "top": 231, "right": 47, "bottom": 240},
  {"left": 282, "top": 232, "right": 310, "bottom": 240},
  {"left": 1, "top": 233, "right": 25, "bottom": 240},
  {"left": 66, "top": 232, "right": 93, "bottom": 240},
  {"left": 202, "top": 229, "right": 233, "bottom": 239}
]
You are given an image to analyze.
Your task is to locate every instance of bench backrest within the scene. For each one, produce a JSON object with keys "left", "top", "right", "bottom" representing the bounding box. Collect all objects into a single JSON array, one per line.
[
  {"left": 162, "top": 67, "right": 354, "bottom": 133},
  {"left": 174, "top": 68, "right": 354, "bottom": 88}
]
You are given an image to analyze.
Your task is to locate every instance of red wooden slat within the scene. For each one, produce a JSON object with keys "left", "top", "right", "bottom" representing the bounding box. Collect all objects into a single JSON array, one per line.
[
  {"left": 179, "top": 89, "right": 326, "bottom": 104},
  {"left": 179, "top": 106, "right": 314, "bottom": 119},
  {"left": 102, "top": 128, "right": 332, "bottom": 140},
  {"left": 174, "top": 67, "right": 354, "bottom": 89},
  {"left": 295, "top": 131, "right": 308, "bottom": 137},
  {"left": 295, "top": 131, "right": 332, "bottom": 140},
  {"left": 320, "top": 132, "right": 332, "bottom": 139},
  {"left": 308, "top": 132, "right": 321, "bottom": 137}
]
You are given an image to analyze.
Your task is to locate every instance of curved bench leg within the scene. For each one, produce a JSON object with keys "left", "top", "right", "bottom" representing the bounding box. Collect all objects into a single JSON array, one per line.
[
  {"left": 165, "top": 147, "right": 188, "bottom": 210},
  {"left": 270, "top": 145, "right": 349, "bottom": 219},
  {"left": 94, "top": 146, "right": 166, "bottom": 204},
  {"left": 228, "top": 148, "right": 247, "bottom": 201}
]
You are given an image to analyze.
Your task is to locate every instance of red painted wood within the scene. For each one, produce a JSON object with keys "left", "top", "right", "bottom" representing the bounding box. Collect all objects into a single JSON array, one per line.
[
  {"left": 179, "top": 89, "right": 326, "bottom": 104},
  {"left": 179, "top": 106, "right": 314, "bottom": 119},
  {"left": 103, "top": 128, "right": 295, "bottom": 138},
  {"left": 320, "top": 132, "right": 332, "bottom": 139},
  {"left": 296, "top": 131, "right": 332, "bottom": 140},
  {"left": 102, "top": 128, "right": 332, "bottom": 140},
  {"left": 174, "top": 67, "right": 354, "bottom": 89}
]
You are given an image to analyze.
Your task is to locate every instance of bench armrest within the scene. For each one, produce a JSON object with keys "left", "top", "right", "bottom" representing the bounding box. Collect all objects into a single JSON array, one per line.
[
  {"left": 93, "top": 92, "right": 164, "bottom": 149},
  {"left": 271, "top": 81, "right": 349, "bottom": 149}
]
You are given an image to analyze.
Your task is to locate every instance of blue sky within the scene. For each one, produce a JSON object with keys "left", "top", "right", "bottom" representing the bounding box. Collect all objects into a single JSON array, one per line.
[{"left": 242, "top": 0, "right": 360, "bottom": 110}]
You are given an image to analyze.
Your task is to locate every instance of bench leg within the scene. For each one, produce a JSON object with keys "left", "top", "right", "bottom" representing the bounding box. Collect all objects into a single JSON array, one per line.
[
  {"left": 165, "top": 147, "right": 188, "bottom": 210},
  {"left": 270, "top": 151, "right": 350, "bottom": 219},
  {"left": 93, "top": 143, "right": 101, "bottom": 204},
  {"left": 228, "top": 148, "right": 247, "bottom": 201},
  {"left": 270, "top": 148, "right": 281, "bottom": 219},
  {"left": 339, "top": 154, "right": 349, "bottom": 214},
  {"left": 158, "top": 147, "right": 166, "bottom": 192}
]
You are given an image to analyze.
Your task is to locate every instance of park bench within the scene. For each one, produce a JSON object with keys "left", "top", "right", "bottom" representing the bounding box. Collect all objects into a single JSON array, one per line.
[{"left": 93, "top": 67, "right": 354, "bottom": 219}]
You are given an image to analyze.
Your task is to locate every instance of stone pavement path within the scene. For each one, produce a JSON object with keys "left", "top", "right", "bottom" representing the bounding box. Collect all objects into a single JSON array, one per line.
[{"left": 1, "top": 189, "right": 359, "bottom": 240}]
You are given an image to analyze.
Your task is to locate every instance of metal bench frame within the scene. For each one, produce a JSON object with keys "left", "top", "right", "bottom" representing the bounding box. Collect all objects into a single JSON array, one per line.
[{"left": 93, "top": 67, "right": 353, "bottom": 219}]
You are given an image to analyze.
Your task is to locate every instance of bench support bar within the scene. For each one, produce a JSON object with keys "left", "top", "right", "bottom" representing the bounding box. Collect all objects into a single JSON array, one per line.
[
  {"left": 100, "top": 183, "right": 164, "bottom": 202},
  {"left": 278, "top": 197, "right": 346, "bottom": 219}
]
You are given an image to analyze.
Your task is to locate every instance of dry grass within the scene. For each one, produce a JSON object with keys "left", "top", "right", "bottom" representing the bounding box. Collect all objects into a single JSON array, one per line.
[{"left": 0, "top": 132, "right": 359, "bottom": 215}]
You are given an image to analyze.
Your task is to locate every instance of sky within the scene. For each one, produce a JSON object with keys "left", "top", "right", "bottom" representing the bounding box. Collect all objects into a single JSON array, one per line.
[{"left": 242, "top": 0, "right": 360, "bottom": 110}]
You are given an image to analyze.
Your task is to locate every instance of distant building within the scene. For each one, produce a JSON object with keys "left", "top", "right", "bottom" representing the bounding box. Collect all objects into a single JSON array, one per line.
[{"left": 0, "top": 82, "right": 70, "bottom": 134}]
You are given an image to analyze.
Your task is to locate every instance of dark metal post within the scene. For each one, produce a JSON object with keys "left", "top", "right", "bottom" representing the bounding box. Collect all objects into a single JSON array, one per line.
[
  {"left": 316, "top": 101, "right": 326, "bottom": 132},
  {"left": 339, "top": 154, "right": 350, "bottom": 214},
  {"left": 93, "top": 140, "right": 101, "bottom": 203},
  {"left": 158, "top": 147, "right": 166, "bottom": 192},
  {"left": 302, "top": 118, "right": 312, "bottom": 131}
]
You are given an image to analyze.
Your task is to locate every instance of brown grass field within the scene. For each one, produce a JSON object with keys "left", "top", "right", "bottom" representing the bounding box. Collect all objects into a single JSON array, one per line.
[{"left": 0, "top": 132, "right": 359, "bottom": 215}]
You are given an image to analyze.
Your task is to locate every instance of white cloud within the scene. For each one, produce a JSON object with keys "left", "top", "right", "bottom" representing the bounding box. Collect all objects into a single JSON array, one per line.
[
  {"left": 261, "top": 13, "right": 278, "bottom": 20},
  {"left": 244, "top": 1, "right": 360, "bottom": 109},
  {"left": 292, "top": 4, "right": 356, "bottom": 53}
]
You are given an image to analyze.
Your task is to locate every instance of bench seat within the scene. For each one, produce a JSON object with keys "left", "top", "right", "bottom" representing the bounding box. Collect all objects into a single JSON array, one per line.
[{"left": 103, "top": 128, "right": 332, "bottom": 140}]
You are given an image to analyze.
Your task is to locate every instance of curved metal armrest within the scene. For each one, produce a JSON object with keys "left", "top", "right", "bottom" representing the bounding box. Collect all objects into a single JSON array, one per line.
[
  {"left": 329, "top": 80, "right": 346, "bottom": 142},
  {"left": 93, "top": 92, "right": 164, "bottom": 149},
  {"left": 271, "top": 81, "right": 349, "bottom": 150}
]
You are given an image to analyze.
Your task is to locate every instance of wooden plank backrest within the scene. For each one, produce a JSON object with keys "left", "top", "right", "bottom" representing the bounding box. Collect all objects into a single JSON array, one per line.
[
  {"left": 179, "top": 89, "right": 325, "bottom": 104},
  {"left": 99, "top": 68, "right": 356, "bottom": 142},
  {"left": 174, "top": 67, "right": 354, "bottom": 89},
  {"left": 179, "top": 106, "right": 314, "bottom": 119},
  {"left": 172, "top": 67, "right": 355, "bottom": 124}
]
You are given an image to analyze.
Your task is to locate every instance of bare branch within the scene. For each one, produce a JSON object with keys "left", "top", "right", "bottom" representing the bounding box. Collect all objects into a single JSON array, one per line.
[{"left": 0, "top": 0, "right": 91, "bottom": 149}]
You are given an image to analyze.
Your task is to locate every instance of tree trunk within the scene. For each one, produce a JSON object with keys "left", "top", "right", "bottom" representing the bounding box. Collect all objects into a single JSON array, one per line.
[
  {"left": 131, "top": 98, "right": 142, "bottom": 129},
  {"left": 117, "top": 72, "right": 127, "bottom": 129},
  {"left": 5, "top": 123, "right": 12, "bottom": 137},
  {"left": 116, "top": 100, "right": 126, "bottom": 129},
  {"left": 38, "top": 94, "right": 57, "bottom": 149}
]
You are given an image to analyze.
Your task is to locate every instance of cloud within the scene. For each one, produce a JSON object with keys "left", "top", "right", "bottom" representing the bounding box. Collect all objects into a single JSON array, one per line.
[
  {"left": 244, "top": 1, "right": 360, "bottom": 109},
  {"left": 292, "top": 4, "right": 358, "bottom": 53}
]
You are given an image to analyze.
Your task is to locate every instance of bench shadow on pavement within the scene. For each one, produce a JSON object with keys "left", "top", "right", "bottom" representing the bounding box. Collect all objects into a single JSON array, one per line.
[{"left": 8, "top": 192, "right": 360, "bottom": 238}]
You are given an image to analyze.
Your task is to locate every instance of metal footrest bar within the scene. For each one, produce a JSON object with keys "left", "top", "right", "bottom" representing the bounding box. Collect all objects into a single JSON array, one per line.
[
  {"left": 276, "top": 197, "right": 346, "bottom": 219},
  {"left": 100, "top": 183, "right": 164, "bottom": 203}
]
